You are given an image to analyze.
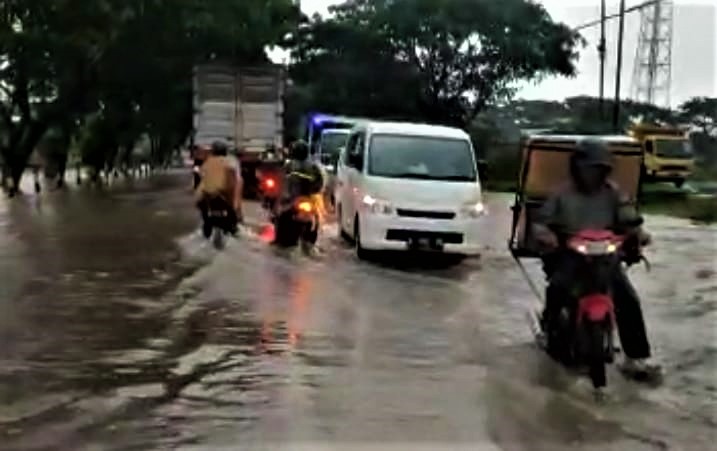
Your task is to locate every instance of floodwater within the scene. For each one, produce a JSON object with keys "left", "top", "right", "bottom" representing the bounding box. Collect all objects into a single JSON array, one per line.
[{"left": 0, "top": 172, "right": 715, "bottom": 451}]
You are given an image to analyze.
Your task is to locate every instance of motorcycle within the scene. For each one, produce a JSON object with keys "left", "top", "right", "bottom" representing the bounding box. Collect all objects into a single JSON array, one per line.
[
  {"left": 538, "top": 229, "right": 625, "bottom": 392},
  {"left": 258, "top": 172, "right": 281, "bottom": 213},
  {"left": 273, "top": 196, "right": 319, "bottom": 252},
  {"left": 202, "top": 196, "right": 238, "bottom": 250}
]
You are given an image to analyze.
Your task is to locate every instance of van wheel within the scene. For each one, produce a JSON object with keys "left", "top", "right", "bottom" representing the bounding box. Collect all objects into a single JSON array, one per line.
[{"left": 354, "top": 216, "right": 370, "bottom": 260}]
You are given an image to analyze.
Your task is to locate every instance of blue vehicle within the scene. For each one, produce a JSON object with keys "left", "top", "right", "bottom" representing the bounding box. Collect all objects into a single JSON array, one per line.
[{"left": 302, "top": 114, "right": 366, "bottom": 158}]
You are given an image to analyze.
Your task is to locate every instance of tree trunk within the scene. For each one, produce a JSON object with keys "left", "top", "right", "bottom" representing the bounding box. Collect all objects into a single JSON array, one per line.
[
  {"left": 4, "top": 120, "right": 51, "bottom": 197},
  {"left": 9, "top": 165, "right": 24, "bottom": 197}
]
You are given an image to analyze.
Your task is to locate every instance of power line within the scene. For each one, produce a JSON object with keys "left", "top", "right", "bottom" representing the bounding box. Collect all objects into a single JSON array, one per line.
[{"left": 574, "top": 0, "right": 661, "bottom": 31}]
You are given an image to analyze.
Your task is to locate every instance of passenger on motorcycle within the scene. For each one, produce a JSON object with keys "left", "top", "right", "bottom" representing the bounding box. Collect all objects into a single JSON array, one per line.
[
  {"left": 533, "top": 138, "right": 658, "bottom": 375},
  {"left": 194, "top": 141, "right": 244, "bottom": 238}
]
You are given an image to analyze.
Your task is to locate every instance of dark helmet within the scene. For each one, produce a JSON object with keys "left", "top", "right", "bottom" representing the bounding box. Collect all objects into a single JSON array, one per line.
[
  {"left": 211, "top": 140, "right": 228, "bottom": 156},
  {"left": 572, "top": 138, "right": 613, "bottom": 169},
  {"left": 289, "top": 140, "right": 310, "bottom": 161}
]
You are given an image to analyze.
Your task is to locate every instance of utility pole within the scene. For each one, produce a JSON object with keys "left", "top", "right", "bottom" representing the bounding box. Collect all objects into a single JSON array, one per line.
[
  {"left": 598, "top": 0, "right": 607, "bottom": 119},
  {"left": 613, "top": 0, "right": 627, "bottom": 132}
]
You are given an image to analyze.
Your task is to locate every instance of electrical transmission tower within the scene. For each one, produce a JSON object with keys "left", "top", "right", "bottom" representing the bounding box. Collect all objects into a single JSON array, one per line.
[{"left": 630, "top": 0, "right": 674, "bottom": 107}]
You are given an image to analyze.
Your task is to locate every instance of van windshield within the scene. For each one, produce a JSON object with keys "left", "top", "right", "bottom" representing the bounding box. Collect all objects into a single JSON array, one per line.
[
  {"left": 368, "top": 134, "right": 476, "bottom": 181},
  {"left": 319, "top": 132, "right": 349, "bottom": 160}
]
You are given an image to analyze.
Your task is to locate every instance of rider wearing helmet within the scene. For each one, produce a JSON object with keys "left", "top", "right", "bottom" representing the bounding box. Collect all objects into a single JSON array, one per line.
[
  {"left": 277, "top": 140, "right": 326, "bottom": 223},
  {"left": 282, "top": 140, "right": 324, "bottom": 200},
  {"left": 533, "top": 138, "right": 657, "bottom": 374},
  {"left": 194, "top": 140, "right": 243, "bottom": 237}
]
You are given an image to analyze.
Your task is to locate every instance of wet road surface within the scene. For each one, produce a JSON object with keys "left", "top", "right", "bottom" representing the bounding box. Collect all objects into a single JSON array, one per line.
[{"left": 0, "top": 172, "right": 715, "bottom": 450}]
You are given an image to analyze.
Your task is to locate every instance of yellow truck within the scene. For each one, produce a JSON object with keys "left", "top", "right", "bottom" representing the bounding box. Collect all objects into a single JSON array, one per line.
[{"left": 628, "top": 123, "right": 695, "bottom": 188}]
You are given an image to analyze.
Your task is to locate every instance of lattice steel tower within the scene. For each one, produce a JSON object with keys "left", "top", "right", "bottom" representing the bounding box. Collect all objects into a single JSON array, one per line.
[{"left": 630, "top": 0, "right": 674, "bottom": 107}]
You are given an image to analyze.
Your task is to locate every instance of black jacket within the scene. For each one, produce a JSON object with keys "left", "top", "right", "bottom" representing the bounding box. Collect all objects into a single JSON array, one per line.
[{"left": 282, "top": 159, "right": 324, "bottom": 199}]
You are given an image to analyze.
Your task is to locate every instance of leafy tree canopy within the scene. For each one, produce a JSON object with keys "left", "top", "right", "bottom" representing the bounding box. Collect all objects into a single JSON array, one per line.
[{"left": 291, "top": 0, "right": 583, "bottom": 127}]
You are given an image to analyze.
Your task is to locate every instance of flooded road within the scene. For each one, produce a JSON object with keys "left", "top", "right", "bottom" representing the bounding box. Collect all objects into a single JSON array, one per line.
[{"left": 1, "top": 172, "right": 715, "bottom": 450}]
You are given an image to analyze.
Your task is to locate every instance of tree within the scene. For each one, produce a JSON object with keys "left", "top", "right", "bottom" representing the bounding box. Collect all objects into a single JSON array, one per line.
[
  {"left": 289, "top": 15, "right": 424, "bottom": 121},
  {"left": 0, "top": 0, "right": 113, "bottom": 195},
  {"left": 0, "top": 0, "right": 300, "bottom": 195},
  {"left": 292, "top": 0, "right": 583, "bottom": 127},
  {"left": 679, "top": 97, "right": 717, "bottom": 136},
  {"left": 679, "top": 97, "right": 717, "bottom": 169}
]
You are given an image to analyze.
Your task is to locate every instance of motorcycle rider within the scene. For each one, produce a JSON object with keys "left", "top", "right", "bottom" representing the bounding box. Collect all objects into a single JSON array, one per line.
[
  {"left": 194, "top": 140, "right": 243, "bottom": 238},
  {"left": 275, "top": 140, "right": 324, "bottom": 238},
  {"left": 533, "top": 138, "right": 658, "bottom": 375}
]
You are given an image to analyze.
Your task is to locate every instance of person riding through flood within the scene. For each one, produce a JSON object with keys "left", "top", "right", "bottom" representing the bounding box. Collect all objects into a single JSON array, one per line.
[
  {"left": 194, "top": 140, "right": 244, "bottom": 238},
  {"left": 532, "top": 138, "right": 659, "bottom": 375},
  {"left": 277, "top": 140, "right": 325, "bottom": 229}
]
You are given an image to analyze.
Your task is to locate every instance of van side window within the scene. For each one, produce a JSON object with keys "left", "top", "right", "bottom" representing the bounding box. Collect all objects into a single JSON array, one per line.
[{"left": 645, "top": 140, "right": 654, "bottom": 154}]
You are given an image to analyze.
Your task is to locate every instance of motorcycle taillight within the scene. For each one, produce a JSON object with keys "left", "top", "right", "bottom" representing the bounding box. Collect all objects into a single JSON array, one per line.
[{"left": 297, "top": 201, "right": 313, "bottom": 213}]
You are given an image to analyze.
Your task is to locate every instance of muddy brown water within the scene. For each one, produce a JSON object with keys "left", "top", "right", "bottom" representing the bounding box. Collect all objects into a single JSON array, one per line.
[{"left": 0, "top": 171, "right": 715, "bottom": 450}]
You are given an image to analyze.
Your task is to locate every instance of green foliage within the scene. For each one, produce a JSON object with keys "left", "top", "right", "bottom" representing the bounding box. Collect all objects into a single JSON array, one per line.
[
  {"left": 679, "top": 97, "right": 717, "bottom": 136},
  {"left": 0, "top": 0, "right": 300, "bottom": 191},
  {"left": 472, "top": 95, "right": 717, "bottom": 184},
  {"left": 291, "top": 0, "right": 583, "bottom": 127}
]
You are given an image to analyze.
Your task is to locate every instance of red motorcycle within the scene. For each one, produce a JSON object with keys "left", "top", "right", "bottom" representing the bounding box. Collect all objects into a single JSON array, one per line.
[
  {"left": 541, "top": 229, "right": 626, "bottom": 390},
  {"left": 257, "top": 169, "right": 282, "bottom": 212}
]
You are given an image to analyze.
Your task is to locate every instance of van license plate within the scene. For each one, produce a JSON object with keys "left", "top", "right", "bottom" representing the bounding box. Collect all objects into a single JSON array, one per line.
[{"left": 418, "top": 238, "right": 430, "bottom": 247}]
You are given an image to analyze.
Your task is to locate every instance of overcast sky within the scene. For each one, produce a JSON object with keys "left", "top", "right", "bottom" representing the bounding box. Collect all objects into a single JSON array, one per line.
[{"left": 279, "top": 0, "right": 716, "bottom": 108}]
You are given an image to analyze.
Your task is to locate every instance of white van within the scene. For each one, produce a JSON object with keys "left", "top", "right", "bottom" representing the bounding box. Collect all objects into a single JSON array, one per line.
[{"left": 335, "top": 121, "right": 486, "bottom": 258}]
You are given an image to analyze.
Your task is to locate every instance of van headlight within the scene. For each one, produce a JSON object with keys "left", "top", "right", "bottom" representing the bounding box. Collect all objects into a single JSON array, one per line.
[
  {"left": 461, "top": 201, "right": 487, "bottom": 218},
  {"left": 362, "top": 194, "right": 393, "bottom": 215}
]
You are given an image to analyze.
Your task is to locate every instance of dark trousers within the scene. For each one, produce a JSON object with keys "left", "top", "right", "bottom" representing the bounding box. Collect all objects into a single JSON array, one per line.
[
  {"left": 198, "top": 197, "right": 237, "bottom": 238},
  {"left": 543, "top": 253, "right": 651, "bottom": 359}
]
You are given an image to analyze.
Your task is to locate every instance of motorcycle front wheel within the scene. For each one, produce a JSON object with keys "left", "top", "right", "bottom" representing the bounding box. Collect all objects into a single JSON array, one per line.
[
  {"left": 212, "top": 227, "right": 225, "bottom": 250},
  {"left": 585, "top": 320, "right": 610, "bottom": 389}
]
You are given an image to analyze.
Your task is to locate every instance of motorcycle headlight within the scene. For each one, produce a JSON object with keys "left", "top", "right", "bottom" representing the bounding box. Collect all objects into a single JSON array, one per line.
[
  {"left": 362, "top": 194, "right": 394, "bottom": 215},
  {"left": 460, "top": 201, "right": 487, "bottom": 218}
]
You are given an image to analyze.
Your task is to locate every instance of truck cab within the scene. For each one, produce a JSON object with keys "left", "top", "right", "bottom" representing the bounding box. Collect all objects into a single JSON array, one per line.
[{"left": 629, "top": 124, "right": 694, "bottom": 188}]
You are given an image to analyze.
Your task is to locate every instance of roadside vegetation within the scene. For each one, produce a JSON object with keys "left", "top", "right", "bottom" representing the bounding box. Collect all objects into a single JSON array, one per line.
[{"left": 0, "top": 0, "right": 714, "bottom": 223}]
